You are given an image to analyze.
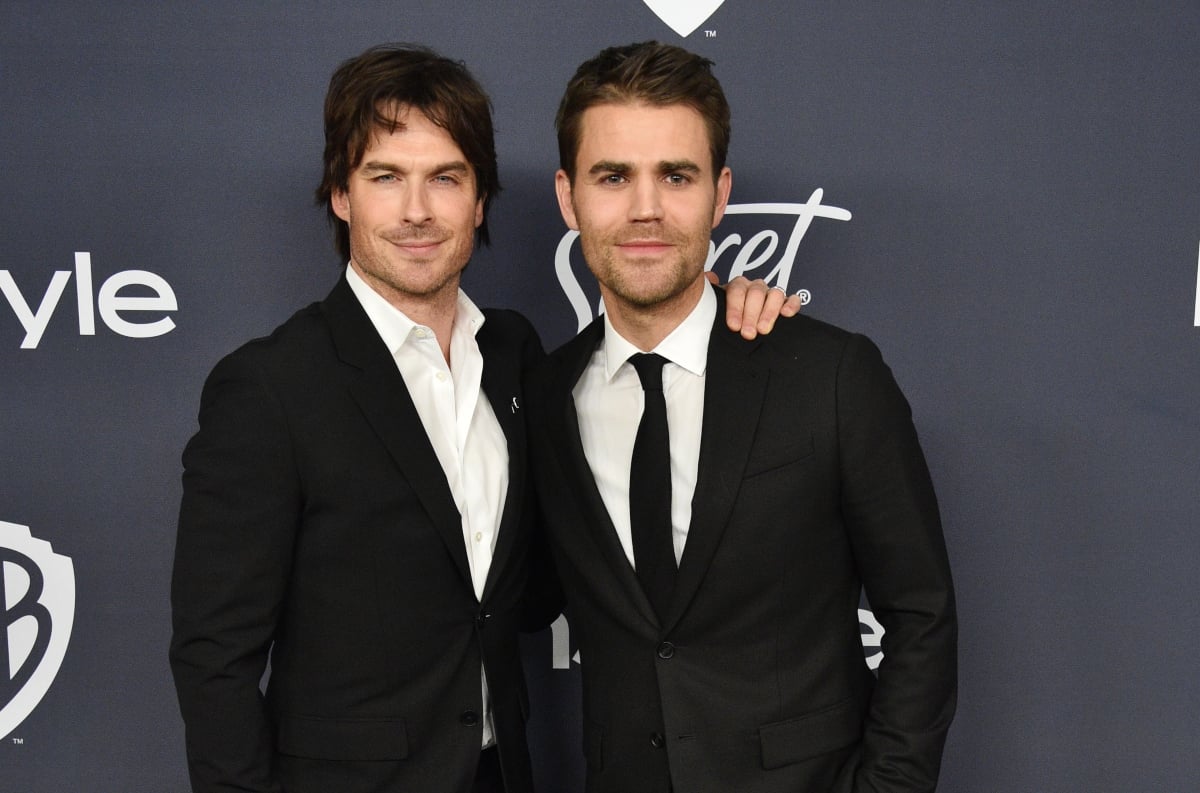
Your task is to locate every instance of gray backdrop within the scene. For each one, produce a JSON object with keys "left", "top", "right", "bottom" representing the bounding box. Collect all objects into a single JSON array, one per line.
[{"left": 2, "top": 2, "right": 1197, "bottom": 790}]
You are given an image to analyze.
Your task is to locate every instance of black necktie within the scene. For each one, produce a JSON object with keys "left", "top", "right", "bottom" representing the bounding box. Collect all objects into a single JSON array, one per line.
[{"left": 628, "top": 353, "right": 677, "bottom": 618}]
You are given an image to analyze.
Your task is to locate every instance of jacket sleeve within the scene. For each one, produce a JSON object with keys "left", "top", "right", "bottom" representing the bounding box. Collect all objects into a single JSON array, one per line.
[
  {"left": 835, "top": 334, "right": 958, "bottom": 793},
  {"left": 169, "top": 351, "right": 299, "bottom": 793}
]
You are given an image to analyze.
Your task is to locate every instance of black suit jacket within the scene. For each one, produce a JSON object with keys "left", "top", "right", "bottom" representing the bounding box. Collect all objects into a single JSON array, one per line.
[
  {"left": 170, "top": 277, "right": 554, "bottom": 793},
  {"left": 528, "top": 288, "right": 957, "bottom": 793}
]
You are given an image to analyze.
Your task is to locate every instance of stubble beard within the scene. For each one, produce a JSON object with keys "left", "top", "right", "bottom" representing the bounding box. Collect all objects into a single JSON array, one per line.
[
  {"left": 584, "top": 227, "right": 708, "bottom": 310},
  {"left": 352, "top": 223, "right": 471, "bottom": 301}
]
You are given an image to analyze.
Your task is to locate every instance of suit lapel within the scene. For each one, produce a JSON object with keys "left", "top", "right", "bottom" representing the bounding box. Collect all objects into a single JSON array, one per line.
[
  {"left": 550, "top": 319, "right": 659, "bottom": 626},
  {"left": 476, "top": 315, "right": 526, "bottom": 601},
  {"left": 662, "top": 292, "right": 768, "bottom": 633},
  {"left": 322, "top": 278, "right": 473, "bottom": 590}
]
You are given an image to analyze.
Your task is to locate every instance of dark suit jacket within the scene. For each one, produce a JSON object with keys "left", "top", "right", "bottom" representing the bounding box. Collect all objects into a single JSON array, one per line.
[
  {"left": 170, "top": 277, "right": 554, "bottom": 793},
  {"left": 527, "top": 287, "right": 957, "bottom": 793}
]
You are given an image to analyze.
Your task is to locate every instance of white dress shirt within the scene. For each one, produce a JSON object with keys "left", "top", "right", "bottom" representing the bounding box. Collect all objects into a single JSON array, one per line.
[
  {"left": 346, "top": 265, "right": 507, "bottom": 747},
  {"left": 572, "top": 285, "right": 715, "bottom": 568}
]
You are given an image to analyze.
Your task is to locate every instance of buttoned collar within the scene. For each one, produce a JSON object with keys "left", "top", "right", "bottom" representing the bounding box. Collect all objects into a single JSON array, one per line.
[{"left": 600, "top": 282, "right": 716, "bottom": 381}]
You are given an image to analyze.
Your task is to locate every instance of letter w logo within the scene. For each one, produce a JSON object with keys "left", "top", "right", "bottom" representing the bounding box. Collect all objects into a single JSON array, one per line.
[{"left": 0, "top": 522, "right": 74, "bottom": 739}]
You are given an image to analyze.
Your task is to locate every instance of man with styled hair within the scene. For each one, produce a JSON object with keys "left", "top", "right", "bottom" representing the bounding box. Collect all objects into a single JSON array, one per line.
[
  {"left": 531, "top": 41, "right": 957, "bottom": 792},
  {"left": 170, "top": 43, "right": 795, "bottom": 793}
]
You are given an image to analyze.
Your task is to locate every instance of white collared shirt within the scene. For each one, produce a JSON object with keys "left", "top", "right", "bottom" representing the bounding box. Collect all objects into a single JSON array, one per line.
[
  {"left": 346, "top": 265, "right": 507, "bottom": 747},
  {"left": 572, "top": 285, "right": 715, "bottom": 568}
]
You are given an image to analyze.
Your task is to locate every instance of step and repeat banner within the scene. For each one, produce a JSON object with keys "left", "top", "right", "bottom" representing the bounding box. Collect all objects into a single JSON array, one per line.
[{"left": 2, "top": 2, "right": 1197, "bottom": 790}]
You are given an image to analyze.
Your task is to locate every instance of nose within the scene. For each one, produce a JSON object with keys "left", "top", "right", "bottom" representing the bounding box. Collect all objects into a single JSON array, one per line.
[
  {"left": 628, "top": 179, "right": 663, "bottom": 222},
  {"left": 400, "top": 183, "right": 433, "bottom": 225}
]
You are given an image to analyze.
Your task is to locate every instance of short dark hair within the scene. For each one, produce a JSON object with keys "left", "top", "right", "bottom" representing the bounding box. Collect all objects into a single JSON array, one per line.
[
  {"left": 555, "top": 41, "right": 731, "bottom": 182},
  {"left": 316, "top": 43, "right": 500, "bottom": 261}
]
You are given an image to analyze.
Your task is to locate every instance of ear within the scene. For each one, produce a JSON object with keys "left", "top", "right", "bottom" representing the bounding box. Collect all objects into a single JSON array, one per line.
[
  {"left": 711, "top": 166, "right": 732, "bottom": 228},
  {"left": 555, "top": 170, "right": 579, "bottom": 230},
  {"left": 331, "top": 189, "right": 351, "bottom": 223},
  {"left": 474, "top": 194, "right": 485, "bottom": 229}
]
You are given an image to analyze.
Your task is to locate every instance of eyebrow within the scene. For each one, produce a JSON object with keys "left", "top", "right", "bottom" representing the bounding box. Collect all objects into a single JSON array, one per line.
[
  {"left": 658, "top": 160, "right": 702, "bottom": 175},
  {"left": 585, "top": 159, "right": 703, "bottom": 177},
  {"left": 360, "top": 160, "right": 472, "bottom": 176},
  {"left": 587, "top": 160, "right": 631, "bottom": 176}
]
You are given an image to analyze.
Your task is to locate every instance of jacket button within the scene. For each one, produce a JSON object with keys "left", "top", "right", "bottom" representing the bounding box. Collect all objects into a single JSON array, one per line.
[
  {"left": 460, "top": 710, "right": 479, "bottom": 726},
  {"left": 657, "top": 641, "right": 675, "bottom": 659},
  {"left": 649, "top": 732, "right": 665, "bottom": 748},
  {"left": 476, "top": 612, "right": 488, "bottom": 629}
]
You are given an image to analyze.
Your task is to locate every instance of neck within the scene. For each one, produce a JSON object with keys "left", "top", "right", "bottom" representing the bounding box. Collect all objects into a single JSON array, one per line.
[
  {"left": 602, "top": 275, "right": 707, "bottom": 352},
  {"left": 351, "top": 261, "right": 459, "bottom": 362},
  {"left": 398, "top": 292, "right": 458, "bottom": 360}
]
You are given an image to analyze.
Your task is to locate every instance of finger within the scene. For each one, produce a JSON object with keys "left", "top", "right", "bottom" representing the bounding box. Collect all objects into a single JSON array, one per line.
[
  {"left": 723, "top": 276, "right": 748, "bottom": 331},
  {"left": 738, "top": 280, "right": 769, "bottom": 339},
  {"left": 704, "top": 270, "right": 719, "bottom": 286},
  {"left": 781, "top": 292, "right": 803, "bottom": 317},
  {"left": 754, "top": 287, "right": 788, "bottom": 335}
]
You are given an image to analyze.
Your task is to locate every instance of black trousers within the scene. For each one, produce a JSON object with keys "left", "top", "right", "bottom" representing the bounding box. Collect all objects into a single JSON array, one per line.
[{"left": 472, "top": 746, "right": 504, "bottom": 793}]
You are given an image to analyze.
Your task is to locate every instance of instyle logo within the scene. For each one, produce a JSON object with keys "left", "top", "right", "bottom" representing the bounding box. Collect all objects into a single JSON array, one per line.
[
  {"left": 1, "top": 251, "right": 178, "bottom": 349},
  {"left": 1, "top": 521, "right": 75, "bottom": 740},
  {"left": 643, "top": 0, "right": 726, "bottom": 37},
  {"left": 555, "top": 188, "right": 853, "bottom": 332}
]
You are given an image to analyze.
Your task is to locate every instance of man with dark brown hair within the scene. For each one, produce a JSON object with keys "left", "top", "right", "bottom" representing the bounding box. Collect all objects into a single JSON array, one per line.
[
  {"left": 530, "top": 41, "right": 957, "bottom": 792},
  {"left": 170, "top": 43, "right": 797, "bottom": 793}
]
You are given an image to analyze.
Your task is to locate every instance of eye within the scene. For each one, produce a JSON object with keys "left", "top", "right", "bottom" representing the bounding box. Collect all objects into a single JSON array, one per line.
[
  {"left": 665, "top": 173, "right": 690, "bottom": 186},
  {"left": 371, "top": 173, "right": 396, "bottom": 184},
  {"left": 433, "top": 173, "right": 461, "bottom": 185},
  {"left": 601, "top": 173, "right": 626, "bottom": 185}
]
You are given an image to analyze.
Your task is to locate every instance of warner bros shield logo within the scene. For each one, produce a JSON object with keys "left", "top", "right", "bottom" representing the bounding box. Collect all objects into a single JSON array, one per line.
[
  {"left": 643, "top": 0, "right": 726, "bottom": 37},
  {"left": 1, "top": 521, "right": 75, "bottom": 739}
]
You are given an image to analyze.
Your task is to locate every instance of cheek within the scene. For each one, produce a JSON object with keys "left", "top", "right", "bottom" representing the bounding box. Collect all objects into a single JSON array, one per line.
[{"left": 578, "top": 199, "right": 622, "bottom": 232}]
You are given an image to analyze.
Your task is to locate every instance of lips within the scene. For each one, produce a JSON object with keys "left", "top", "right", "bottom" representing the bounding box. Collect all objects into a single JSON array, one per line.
[
  {"left": 385, "top": 234, "right": 448, "bottom": 256},
  {"left": 616, "top": 239, "right": 673, "bottom": 255},
  {"left": 395, "top": 240, "right": 444, "bottom": 251}
]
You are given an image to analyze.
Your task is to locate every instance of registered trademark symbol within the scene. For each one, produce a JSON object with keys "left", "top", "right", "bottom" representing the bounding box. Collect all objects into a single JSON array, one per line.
[
  {"left": 704, "top": 29, "right": 717, "bottom": 38},
  {"left": 796, "top": 289, "right": 812, "bottom": 306}
]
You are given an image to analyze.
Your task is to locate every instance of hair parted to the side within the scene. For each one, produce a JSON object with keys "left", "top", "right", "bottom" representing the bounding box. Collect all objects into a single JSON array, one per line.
[
  {"left": 315, "top": 43, "right": 500, "bottom": 262},
  {"left": 555, "top": 41, "right": 731, "bottom": 182}
]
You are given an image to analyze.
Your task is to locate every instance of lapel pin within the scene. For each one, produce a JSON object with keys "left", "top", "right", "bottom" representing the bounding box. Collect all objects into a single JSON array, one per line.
[{"left": 511, "top": 397, "right": 520, "bottom": 413}]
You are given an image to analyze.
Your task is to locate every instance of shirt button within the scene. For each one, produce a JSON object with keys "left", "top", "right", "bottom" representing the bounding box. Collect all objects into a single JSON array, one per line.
[
  {"left": 649, "top": 732, "right": 665, "bottom": 748},
  {"left": 657, "top": 641, "right": 675, "bottom": 660},
  {"left": 436, "top": 371, "right": 448, "bottom": 382},
  {"left": 460, "top": 710, "right": 479, "bottom": 726},
  {"left": 474, "top": 532, "right": 483, "bottom": 542},
  {"left": 414, "top": 328, "right": 429, "bottom": 339}
]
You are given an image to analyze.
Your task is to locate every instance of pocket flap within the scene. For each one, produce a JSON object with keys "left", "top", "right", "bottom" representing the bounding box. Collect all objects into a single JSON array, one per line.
[
  {"left": 759, "top": 698, "right": 861, "bottom": 769},
  {"left": 276, "top": 714, "right": 409, "bottom": 761},
  {"left": 744, "top": 432, "right": 815, "bottom": 478}
]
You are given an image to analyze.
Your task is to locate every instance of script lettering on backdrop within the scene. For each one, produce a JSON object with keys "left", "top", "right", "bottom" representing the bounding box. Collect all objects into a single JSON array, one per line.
[
  {"left": 1, "top": 252, "right": 177, "bottom": 349},
  {"left": 555, "top": 188, "right": 853, "bottom": 333},
  {"left": 0, "top": 521, "right": 75, "bottom": 740}
]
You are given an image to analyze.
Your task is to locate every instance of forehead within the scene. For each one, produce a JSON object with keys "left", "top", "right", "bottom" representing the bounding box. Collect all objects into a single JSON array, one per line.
[
  {"left": 575, "top": 102, "right": 711, "bottom": 165},
  {"left": 361, "top": 105, "right": 470, "bottom": 164}
]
